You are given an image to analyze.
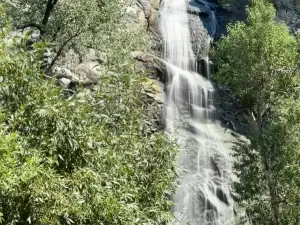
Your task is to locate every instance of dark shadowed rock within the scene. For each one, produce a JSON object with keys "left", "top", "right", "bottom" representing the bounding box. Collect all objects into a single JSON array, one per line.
[{"left": 216, "top": 188, "right": 229, "bottom": 205}]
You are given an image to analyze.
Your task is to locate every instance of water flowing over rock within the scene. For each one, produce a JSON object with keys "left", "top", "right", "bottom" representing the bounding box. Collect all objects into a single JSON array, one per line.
[{"left": 160, "top": 0, "right": 235, "bottom": 224}]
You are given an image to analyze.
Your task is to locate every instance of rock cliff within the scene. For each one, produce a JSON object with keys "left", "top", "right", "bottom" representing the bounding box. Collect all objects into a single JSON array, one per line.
[{"left": 274, "top": 0, "right": 300, "bottom": 31}]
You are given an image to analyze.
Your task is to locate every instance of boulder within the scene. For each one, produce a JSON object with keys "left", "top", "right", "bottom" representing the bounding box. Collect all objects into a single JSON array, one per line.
[
  {"left": 130, "top": 51, "right": 146, "bottom": 61},
  {"left": 58, "top": 77, "right": 72, "bottom": 88},
  {"left": 53, "top": 67, "right": 77, "bottom": 81},
  {"left": 54, "top": 61, "right": 102, "bottom": 86},
  {"left": 53, "top": 46, "right": 106, "bottom": 87},
  {"left": 23, "top": 27, "right": 41, "bottom": 45},
  {"left": 42, "top": 49, "right": 55, "bottom": 69},
  {"left": 4, "top": 27, "right": 41, "bottom": 48},
  {"left": 60, "top": 49, "right": 81, "bottom": 70},
  {"left": 74, "top": 62, "right": 103, "bottom": 85}
]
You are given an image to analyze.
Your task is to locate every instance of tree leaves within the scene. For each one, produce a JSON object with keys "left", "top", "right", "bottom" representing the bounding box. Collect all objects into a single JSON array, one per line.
[
  {"left": 0, "top": 2, "right": 178, "bottom": 224},
  {"left": 213, "top": 0, "right": 300, "bottom": 224}
]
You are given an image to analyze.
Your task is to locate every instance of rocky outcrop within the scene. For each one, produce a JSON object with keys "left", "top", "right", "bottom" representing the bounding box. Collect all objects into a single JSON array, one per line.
[
  {"left": 187, "top": 0, "right": 249, "bottom": 60},
  {"left": 137, "top": 0, "right": 160, "bottom": 28},
  {"left": 125, "top": 0, "right": 160, "bottom": 31},
  {"left": 53, "top": 48, "right": 106, "bottom": 89},
  {"left": 188, "top": 0, "right": 230, "bottom": 59},
  {"left": 128, "top": 0, "right": 166, "bottom": 132}
]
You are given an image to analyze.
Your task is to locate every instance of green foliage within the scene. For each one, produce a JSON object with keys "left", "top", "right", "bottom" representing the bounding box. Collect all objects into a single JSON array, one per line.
[
  {"left": 5, "top": 0, "right": 120, "bottom": 40},
  {"left": 0, "top": 2, "right": 177, "bottom": 224},
  {"left": 3, "top": 0, "right": 131, "bottom": 71},
  {"left": 213, "top": 0, "right": 300, "bottom": 224},
  {"left": 233, "top": 100, "right": 300, "bottom": 225}
]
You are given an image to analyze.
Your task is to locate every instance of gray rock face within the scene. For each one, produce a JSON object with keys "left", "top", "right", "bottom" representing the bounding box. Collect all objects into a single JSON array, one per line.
[
  {"left": 274, "top": 0, "right": 300, "bottom": 31},
  {"left": 124, "top": 2, "right": 148, "bottom": 29},
  {"left": 137, "top": 0, "right": 160, "bottom": 28},
  {"left": 53, "top": 48, "right": 105, "bottom": 87},
  {"left": 188, "top": 0, "right": 230, "bottom": 59},
  {"left": 138, "top": 0, "right": 152, "bottom": 19}
]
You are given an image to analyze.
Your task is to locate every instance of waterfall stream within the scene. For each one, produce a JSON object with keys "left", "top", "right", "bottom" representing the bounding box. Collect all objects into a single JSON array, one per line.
[{"left": 160, "top": 0, "right": 235, "bottom": 224}]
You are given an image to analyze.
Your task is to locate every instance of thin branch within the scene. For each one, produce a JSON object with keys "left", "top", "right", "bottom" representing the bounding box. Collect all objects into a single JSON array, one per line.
[{"left": 46, "top": 29, "right": 82, "bottom": 73}]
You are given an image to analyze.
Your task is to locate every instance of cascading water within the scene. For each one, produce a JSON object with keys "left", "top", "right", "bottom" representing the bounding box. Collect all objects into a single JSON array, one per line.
[{"left": 160, "top": 0, "right": 235, "bottom": 224}]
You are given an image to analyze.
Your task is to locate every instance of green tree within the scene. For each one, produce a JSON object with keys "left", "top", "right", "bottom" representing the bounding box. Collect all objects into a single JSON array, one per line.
[{"left": 213, "top": 0, "right": 300, "bottom": 224}]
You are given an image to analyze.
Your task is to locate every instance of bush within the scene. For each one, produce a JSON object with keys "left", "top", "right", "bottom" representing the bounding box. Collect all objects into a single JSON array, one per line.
[{"left": 0, "top": 5, "right": 177, "bottom": 224}]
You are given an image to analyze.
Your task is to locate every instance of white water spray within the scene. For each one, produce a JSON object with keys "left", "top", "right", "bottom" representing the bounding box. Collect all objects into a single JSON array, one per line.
[{"left": 160, "top": 0, "right": 235, "bottom": 224}]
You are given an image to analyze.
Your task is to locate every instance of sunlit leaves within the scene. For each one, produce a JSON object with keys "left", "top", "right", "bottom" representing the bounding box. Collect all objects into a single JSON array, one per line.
[
  {"left": 0, "top": 3, "right": 177, "bottom": 224},
  {"left": 213, "top": 0, "right": 300, "bottom": 224}
]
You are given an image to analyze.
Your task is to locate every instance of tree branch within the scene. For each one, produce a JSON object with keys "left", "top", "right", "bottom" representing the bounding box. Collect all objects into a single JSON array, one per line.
[
  {"left": 42, "top": 0, "right": 59, "bottom": 28},
  {"left": 46, "top": 29, "right": 82, "bottom": 73}
]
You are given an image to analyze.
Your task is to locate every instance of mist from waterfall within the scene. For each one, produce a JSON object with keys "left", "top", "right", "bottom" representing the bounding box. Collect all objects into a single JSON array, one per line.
[{"left": 160, "top": 0, "right": 235, "bottom": 224}]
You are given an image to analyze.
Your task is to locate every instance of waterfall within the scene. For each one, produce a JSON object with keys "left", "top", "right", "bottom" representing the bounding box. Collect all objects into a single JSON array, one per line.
[
  {"left": 160, "top": 0, "right": 235, "bottom": 224},
  {"left": 211, "top": 11, "right": 217, "bottom": 37}
]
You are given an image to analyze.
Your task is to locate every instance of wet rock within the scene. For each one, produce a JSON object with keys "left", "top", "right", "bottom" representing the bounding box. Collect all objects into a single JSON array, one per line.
[
  {"left": 210, "top": 156, "right": 221, "bottom": 177},
  {"left": 216, "top": 188, "right": 229, "bottom": 205},
  {"left": 187, "top": 0, "right": 236, "bottom": 59}
]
